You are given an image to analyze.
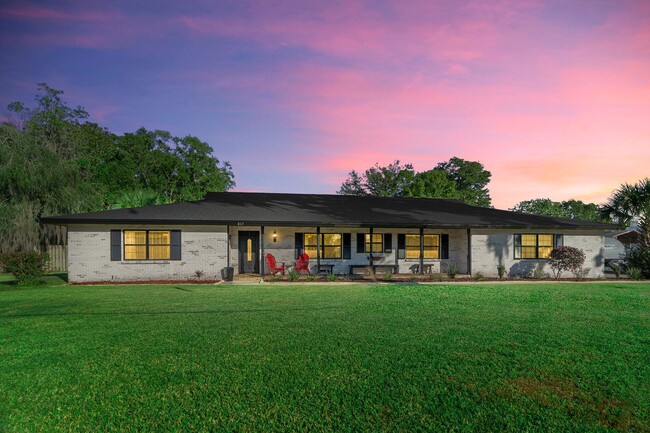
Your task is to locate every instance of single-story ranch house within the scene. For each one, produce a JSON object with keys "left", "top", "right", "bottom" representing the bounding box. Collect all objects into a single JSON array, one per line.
[{"left": 41, "top": 192, "right": 617, "bottom": 283}]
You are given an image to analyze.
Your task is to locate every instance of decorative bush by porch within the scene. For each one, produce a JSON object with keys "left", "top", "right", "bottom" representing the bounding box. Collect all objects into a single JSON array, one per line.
[{"left": 548, "top": 246, "right": 586, "bottom": 279}]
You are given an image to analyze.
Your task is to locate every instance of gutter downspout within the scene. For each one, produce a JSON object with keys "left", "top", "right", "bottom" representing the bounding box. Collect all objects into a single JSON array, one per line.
[{"left": 467, "top": 228, "right": 472, "bottom": 276}]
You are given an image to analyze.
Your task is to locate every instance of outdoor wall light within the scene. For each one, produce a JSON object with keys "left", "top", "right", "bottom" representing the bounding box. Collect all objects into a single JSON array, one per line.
[{"left": 273, "top": 230, "right": 277, "bottom": 242}]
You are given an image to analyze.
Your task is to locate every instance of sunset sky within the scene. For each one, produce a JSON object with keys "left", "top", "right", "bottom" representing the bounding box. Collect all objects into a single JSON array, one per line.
[{"left": 1, "top": 0, "right": 648, "bottom": 209}]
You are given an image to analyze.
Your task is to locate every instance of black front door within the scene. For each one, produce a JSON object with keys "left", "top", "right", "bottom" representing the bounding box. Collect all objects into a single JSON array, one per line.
[{"left": 238, "top": 231, "right": 260, "bottom": 274}]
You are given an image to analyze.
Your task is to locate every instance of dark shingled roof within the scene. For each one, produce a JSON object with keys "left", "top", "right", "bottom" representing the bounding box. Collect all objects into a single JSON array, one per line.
[{"left": 40, "top": 192, "right": 617, "bottom": 230}]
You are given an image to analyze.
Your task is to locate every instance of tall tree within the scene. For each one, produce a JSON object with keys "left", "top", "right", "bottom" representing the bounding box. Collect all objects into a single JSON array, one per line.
[
  {"left": 338, "top": 161, "right": 415, "bottom": 197},
  {"left": 8, "top": 83, "right": 89, "bottom": 159},
  {"left": 511, "top": 198, "right": 608, "bottom": 223},
  {"left": 435, "top": 157, "right": 492, "bottom": 207},
  {"left": 402, "top": 169, "right": 459, "bottom": 199},
  {"left": 2, "top": 83, "right": 236, "bottom": 252},
  {"left": 338, "top": 170, "right": 366, "bottom": 196},
  {"left": 0, "top": 124, "right": 99, "bottom": 252},
  {"left": 172, "top": 135, "right": 235, "bottom": 201},
  {"left": 603, "top": 178, "right": 650, "bottom": 245},
  {"left": 338, "top": 157, "right": 492, "bottom": 207}
]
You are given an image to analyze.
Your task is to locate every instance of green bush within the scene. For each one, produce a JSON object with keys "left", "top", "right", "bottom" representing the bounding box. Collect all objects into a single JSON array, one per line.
[
  {"left": 626, "top": 245, "right": 650, "bottom": 279},
  {"left": 287, "top": 269, "right": 300, "bottom": 282},
  {"left": 446, "top": 261, "right": 459, "bottom": 279},
  {"left": 549, "top": 246, "right": 585, "bottom": 279},
  {"left": 474, "top": 272, "right": 485, "bottom": 281},
  {"left": 497, "top": 263, "right": 506, "bottom": 279},
  {"left": 327, "top": 273, "right": 337, "bottom": 282},
  {"left": 626, "top": 266, "right": 642, "bottom": 280},
  {"left": 0, "top": 251, "right": 49, "bottom": 286}
]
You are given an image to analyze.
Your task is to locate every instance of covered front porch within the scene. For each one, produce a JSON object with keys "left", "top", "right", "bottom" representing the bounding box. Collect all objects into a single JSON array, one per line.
[{"left": 226, "top": 225, "right": 471, "bottom": 277}]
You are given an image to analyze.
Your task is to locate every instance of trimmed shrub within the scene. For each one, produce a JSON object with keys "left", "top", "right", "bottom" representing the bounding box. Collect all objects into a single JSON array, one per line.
[
  {"left": 446, "top": 261, "right": 459, "bottom": 279},
  {"left": 548, "top": 246, "right": 585, "bottom": 279},
  {"left": 287, "top": 269, "right": 300, "bottom": 282},
  {"left": 497, "top": 263, "right": 506, "bottom": 280},
  {"left": 626, "top": 266, "right": 642, "bottom": 280},
  {"left": 0, "top": 251, "right": 49, "bottom": 286},
  {"left": 626, "top": 245, "right": 650, "bottom": 279}
]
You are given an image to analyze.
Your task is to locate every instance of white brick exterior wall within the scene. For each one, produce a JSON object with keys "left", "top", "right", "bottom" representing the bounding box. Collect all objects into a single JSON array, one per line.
[
  {"left": 67, "top": 224, "right": 606, "bottom": 282},
  {"left": 470, "top": 229, "right": 605, "bottom": 278},
  {"left": 68, "top": 224, "right": 228, "bottom": 283}
]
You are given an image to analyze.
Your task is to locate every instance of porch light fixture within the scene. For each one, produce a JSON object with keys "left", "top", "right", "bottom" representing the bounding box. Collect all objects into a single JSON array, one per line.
[{"left": 273, "top": 230, "right": 277, "bottom": 242}]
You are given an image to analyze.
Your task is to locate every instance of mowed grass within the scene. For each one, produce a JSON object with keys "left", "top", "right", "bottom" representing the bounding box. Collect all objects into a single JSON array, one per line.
[{"left": 0, "top": 280, "right": 648, "bottom": 432}]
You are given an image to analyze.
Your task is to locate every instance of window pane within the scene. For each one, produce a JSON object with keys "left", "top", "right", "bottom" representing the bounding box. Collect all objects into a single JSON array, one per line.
[
  {"left": 365, "top": 233, "right": 383, "bottom": 252},
  {"left": 423, "top": 235, "right": 439, "bottom": 247},
  {"left": 323, "top": 246, "right": 341, "bottom": 259},
  {"left": 405, "top": 249, "right": 420, "bottom": 259},
  {"left": 406, "top": 234, "right": 420, "bottom": 258},
  {"left": 521, "top": 234, "right": 537, "bottom": 246},
  {"left": 149, "top": 245, "right": 170, "bottom": 260},
  {"left": 538, "top": 234, "right": 553, "bottom": 247},
  {"left": 521, "top": 246, "right": 537, "bottom": 259},
  {"left": 406, "top": 235, "right": 420, "bottom": 247},
  {"left": 304, "top": 234, "right": 318, "bottom": 246},
  {"left": 423, "top": 249, "right": 439, "bottom": 259},
  {"left": 304, "top": 246, "right": 318, "bottom": 258},
  {"left": 538, "top": 247, "right": 552, "bottom": 259},
  {"left": 125, "top": 231, "right": 146, "bottom": 245},
  {"left": 323, "top": 234, "right": 341, "bottom": 246},
  {"left": 125, "top": 245, "right": 147, "bottom": 260},
  {"left": 149, "top": 231, "right": 170, "bottom": 245}
]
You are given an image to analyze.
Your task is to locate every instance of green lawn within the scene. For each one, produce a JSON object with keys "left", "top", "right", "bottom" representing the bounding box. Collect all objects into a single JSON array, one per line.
[{"left": 1, "top": 280, "right": 648, "bottom": 432}]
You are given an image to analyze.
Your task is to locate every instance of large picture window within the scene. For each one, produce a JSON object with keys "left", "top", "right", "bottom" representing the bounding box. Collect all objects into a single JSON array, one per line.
[
  {"left": 304, "top": 233, "right": 342, "bottom": 259},
  {"left": 124, "top": 230, "right": 171, "bottom": 260},
  {"left": 364, "top": 233, "right": 383, "bottom": 253},
  {"left": 405, "top": 234, "right": 439, "bottom": 259},
  {"left": 514, "top": 234, "right": 561, "bottom": 259}
]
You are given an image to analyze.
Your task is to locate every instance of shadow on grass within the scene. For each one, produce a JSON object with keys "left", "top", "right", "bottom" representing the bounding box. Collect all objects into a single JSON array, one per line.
[
  {"left": 0, "top": 273, "right": 69, "bottom": 290},
  {"left": 0, "top": 305, "right": 342, "bottom": 318},
  {"left": 173, "top": 286, "right": 193, "bottom": 292}
]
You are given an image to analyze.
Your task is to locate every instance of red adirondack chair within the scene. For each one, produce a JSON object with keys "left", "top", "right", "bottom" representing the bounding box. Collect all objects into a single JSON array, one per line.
[
  {"left": 294, "top": 253, "right": 310, "bottom": 275},
  {"left": 265, "top": 253, "right": 286, "bottom": 276}
]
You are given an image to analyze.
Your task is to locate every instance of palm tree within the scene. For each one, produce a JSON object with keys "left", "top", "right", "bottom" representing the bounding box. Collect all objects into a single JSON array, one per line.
[
  {"left": 110, "top": 189, "right": 168, "bottom": 210},
  {"left": 603, "top": 178, "right": 650, "bottom": 246}
]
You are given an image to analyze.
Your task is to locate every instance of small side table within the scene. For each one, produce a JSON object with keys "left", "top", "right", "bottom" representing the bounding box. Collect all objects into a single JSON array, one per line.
[{"left": 318, "top": 264, "right": 335, "bottom": 275}]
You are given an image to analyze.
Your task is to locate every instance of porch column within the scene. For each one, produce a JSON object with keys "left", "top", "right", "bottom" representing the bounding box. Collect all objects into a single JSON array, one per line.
[
  {"left": 368, "top": 227, "right": 374, "bottom": 266},
  {"left": 316, "top": 226, "right": 321, "bottom": 272},
  {"left": 260, "top": 226, "right": 265, "bottom": 277},
  {"left": 226, "top": 225, "right": 230, "bottom": 268},
  {"left": 419, "top": 227, "right": 424, "bottom": 275}
]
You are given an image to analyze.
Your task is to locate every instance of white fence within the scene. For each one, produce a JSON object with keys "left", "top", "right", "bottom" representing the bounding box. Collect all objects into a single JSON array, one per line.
[{"left": 46, "top": 245, "right": 67, "bottom": 272}]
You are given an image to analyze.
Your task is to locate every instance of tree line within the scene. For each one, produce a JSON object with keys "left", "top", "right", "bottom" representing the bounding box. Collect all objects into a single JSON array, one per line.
[
  {"left": 1, "top": 84, "right": 234, "bottom": 253},
  {"left": 2, "top": 84, "right": 647, "bottom": 258}
]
